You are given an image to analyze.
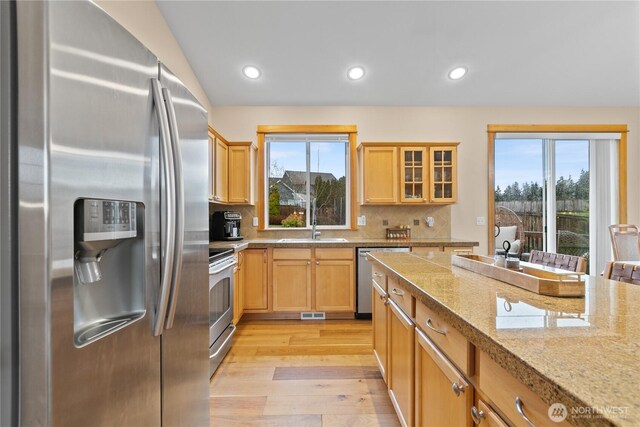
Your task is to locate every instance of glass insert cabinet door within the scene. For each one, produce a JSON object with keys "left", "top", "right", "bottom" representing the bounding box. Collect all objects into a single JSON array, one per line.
[
  {"left": 429, "top": 146, "right": 457, "bottom": 203},
  {"left": 400, "top": 147, "right": 427, "bottom": 203}
]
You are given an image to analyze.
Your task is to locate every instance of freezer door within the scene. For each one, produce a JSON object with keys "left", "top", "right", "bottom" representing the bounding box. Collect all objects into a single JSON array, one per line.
[
  {"left": 17, "top": 2, "right": 162, "bottom": 426},
  {"left": 159, "top": 64, "right": 210, "bottom": 427}
]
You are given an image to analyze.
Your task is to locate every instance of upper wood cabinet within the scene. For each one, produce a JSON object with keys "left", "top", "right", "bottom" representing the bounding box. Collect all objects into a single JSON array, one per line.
[
  {"left": 227, "top": 143, "right": 252, "bottom": 204},
  {"left": 362, "top": 146, "right": 398, "bottom": 204},
  {"left": 214, "top": 138, "right": 228, "bottom": 203},
  {"left": 360, "top": 142, "right": 459, "bottom": 205},
  {"left": 429, "top": 146, "right": 457, "bottom": 204},
  {"left": 209, "top": 126, "right": 254, "bottom": 205},
  {"left": 208, "top": 131, "right": 215, "bottom": 198},
  {"left": 400, "top": 147, "right": 427, "bottom": 203}
]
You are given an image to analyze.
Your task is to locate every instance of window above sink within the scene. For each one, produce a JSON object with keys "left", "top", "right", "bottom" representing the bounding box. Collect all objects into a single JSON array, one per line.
[{"left": 257, "top": 125, "right": 357, "bottom": 231}]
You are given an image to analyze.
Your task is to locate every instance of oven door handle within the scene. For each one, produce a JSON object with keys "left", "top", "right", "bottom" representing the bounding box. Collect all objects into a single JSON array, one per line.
[
  {"left": 209, "top": 324, "right": 237, "bottom": 359},
  {"left": 209, "top": 259, "right": 238, "bottom": 275}
]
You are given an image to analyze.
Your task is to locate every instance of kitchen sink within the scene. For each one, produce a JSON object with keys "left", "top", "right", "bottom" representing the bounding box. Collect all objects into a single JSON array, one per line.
[{"left": 277, "top": 238, "right": 349, "bottom": 243}]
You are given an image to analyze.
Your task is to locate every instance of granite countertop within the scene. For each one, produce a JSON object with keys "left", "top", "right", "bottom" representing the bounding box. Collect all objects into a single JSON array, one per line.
[
  {"left": 368, "top": 251, "right": 640, "bottom": 427},
  {"left": 209, "top": 237, "right": 478, "bottom": 251}
]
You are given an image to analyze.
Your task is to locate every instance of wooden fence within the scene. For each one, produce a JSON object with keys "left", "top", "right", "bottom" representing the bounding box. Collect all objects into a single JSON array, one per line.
[{"left": 497, "top": 199, "right": 588, "bottom": 213}]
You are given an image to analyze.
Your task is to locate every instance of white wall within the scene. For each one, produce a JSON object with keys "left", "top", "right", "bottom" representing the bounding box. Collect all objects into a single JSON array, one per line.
[
  {"left": 95, "top": 0, "right": 214, "bottom": 122},
  {"left": 209, "top": 106, "right": 640, "bottom": 252}
]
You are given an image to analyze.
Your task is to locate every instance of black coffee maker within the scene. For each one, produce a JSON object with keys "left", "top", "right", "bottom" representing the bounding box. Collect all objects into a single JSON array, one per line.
[{"left": 210, "top": 211, "right": 243, "bottom": 241}]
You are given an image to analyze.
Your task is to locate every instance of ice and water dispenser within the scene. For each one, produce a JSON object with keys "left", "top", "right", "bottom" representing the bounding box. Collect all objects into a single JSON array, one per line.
[{"left": 73, "top": 198, "right": 145, "bottom": 347}]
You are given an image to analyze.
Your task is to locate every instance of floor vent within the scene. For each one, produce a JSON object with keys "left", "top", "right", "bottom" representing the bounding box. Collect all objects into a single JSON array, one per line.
[{"left": 300, "top": 312, "right": 326, "bottom": 320}]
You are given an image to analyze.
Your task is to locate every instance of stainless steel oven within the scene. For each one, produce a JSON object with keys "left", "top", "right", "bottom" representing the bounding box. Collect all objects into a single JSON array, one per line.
[{"left": 208, "top": 248, "right": 237, "bottom": 377}]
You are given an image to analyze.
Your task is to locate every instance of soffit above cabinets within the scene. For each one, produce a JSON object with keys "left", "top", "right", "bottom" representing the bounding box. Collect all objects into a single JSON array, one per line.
[{"left": 157, "top": 1, "right": 640, "bottom": 107}]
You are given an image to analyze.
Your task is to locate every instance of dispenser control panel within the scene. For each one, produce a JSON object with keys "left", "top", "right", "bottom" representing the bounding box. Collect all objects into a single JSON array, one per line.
[{"left": 78, "top": 199, "right": 138, "bottom": 242}]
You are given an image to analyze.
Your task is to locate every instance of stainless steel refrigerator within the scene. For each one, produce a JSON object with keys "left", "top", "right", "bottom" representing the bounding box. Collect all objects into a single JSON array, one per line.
[{"left": 0, "top": 1, "right": 210, "bottom": 426}]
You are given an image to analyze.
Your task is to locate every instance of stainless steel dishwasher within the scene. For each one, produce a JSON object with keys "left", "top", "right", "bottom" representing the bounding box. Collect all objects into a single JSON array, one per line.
[{"left": 356, "top": 247, "right": 410, "bottom": 318}]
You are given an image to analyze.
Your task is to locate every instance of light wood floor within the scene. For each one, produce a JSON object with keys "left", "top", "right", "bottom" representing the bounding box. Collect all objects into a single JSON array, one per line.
[{"left": 209, "top": 319, "right": 401, "bottom": 427}]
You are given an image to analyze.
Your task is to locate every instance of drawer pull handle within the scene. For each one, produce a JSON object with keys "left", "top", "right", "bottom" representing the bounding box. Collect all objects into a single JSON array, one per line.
[
  {"left": 451, "top": 382, "right": 465, "bottom": 396},
  {"left": 426, "top": 318, "right": 446, "bottom": 335},
  {"left": 383, "top": 299, "right": 390, "bottom": 306},
  {"left": 379, "top": 293, "right": 386, "bottom": 301},
  {"left": 373, "top": 272, "right": 383, "bottom": 277},
  {"left": 391, "top": 288, "right": 404, "bottom": 296},
  {"left": 471, "top": 406, "right": 485, "bottom": 424},
  {"left": 515, "top": 397, "right": 536, "bottom": 427}
]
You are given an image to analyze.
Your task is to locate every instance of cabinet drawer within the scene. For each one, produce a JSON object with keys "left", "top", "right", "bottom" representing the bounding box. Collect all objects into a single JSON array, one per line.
[
  {"left": 372, "top": 265, "right": 386, "bottom": 291},
  {"left": 273, "top": 248, "right": 312, "bottom": 260},
  {"left": 315, "top": 247, "right": 353, "bottom": 260},
  {"left": 472, "top": 398, "right": 508, "bottom": 427},
  {"left": 443, "top": 246, "right": 474, "bottom": 254},
  {"left": 411, "top": 246, "right": 443, "bottom": 255},
  {"left": 416, "top": 300, "right": 471, "bottom": 375},
  {"left": 388, "top": 275, "right": 414, "bottom": 318},
  {"left": 477, "top": 350, "right": 571, "bottom": 427}
]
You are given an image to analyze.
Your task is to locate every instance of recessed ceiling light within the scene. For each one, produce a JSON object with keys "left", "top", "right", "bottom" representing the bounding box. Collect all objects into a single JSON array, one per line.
[
  {"left": 448, "top": 66, "right": 468, "bottom": 80},
  {"left": 242, "top": 65, "right": 261, "bottom": 79},
  {"left": 347, "top": 66, "right": 365, "bottom": 80}
]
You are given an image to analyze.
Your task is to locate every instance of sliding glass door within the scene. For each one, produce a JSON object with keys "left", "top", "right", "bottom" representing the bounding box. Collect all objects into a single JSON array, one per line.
[
  {"left": 550, "top": 140, "right": 590, "bottom": 257},
  {"left": 495, "top": 138, "right": 608, "bottom": 273}
]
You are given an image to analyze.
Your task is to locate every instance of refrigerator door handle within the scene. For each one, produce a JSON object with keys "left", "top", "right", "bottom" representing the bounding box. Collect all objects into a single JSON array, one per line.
[
  {"left": 162, "top": 87, "right": 185, "bottom": 330},
  {"left": 151, "top": 78, "right": 177, "bottom": 337}
]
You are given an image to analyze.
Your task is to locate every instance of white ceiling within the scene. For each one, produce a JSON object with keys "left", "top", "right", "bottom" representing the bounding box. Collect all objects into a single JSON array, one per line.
[{"left": 157, "top": 1, "right": 640, "bottom": 107}]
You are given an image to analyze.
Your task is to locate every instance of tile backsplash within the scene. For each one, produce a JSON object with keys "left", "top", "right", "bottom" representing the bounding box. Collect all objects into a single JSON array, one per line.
[{"left": 209, "top": 203, "right": 450, "bottom": 240}]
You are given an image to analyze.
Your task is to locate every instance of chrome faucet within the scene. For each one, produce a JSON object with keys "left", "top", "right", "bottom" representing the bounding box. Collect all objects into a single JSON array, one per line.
[{"left": 311, "top": 198, "right": 321, "bottom": 240}]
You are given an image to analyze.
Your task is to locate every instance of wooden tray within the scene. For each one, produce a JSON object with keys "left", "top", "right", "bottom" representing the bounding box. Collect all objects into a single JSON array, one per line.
[{"left": 451, "top": 254, "right": 585, "bottom": 297}]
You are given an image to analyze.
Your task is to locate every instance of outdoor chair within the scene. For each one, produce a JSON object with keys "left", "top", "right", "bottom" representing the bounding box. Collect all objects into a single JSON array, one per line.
[{"left": 494, "top": 206, "right": 524, "bottom": 256}]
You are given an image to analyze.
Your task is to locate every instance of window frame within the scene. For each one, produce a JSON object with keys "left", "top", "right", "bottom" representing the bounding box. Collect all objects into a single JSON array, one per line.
[
  {"left": 487, "top": 124, "right": 628, "bottom": 254},
  {"left": 257, "top": 125, "right": 358, "bottom": 230}
]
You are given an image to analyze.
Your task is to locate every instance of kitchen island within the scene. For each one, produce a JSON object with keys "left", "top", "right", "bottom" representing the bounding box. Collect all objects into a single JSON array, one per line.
[{"left": 368, "top": 251, "right": 639, "bottom": 427}]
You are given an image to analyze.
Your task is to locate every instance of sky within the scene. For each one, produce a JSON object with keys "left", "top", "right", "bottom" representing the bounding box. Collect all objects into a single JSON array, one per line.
[
  {"left": 495, "top": 139, "right": 589, "bottom": 191},
  {"left": 268, "top": 141, "right": 347, "bottom": 179}
]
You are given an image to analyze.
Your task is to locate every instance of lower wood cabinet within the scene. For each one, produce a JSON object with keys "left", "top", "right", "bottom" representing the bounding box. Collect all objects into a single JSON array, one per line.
[
  {"left": 372, "top": 278, "right": 389, "bottom": 383},
  {"left": 315, "top": 259, "right": 354, "bottom": 311},
  {"left": 269, "top": 247, "right": 355, "bottom": 313},
  {"left": 243, "top": 249, "right": 268, "bottom": 311},
  {"left": 477, "top": 350, "right": 572, "bottom": 427},
  {"left": 372, "top": 263, "right": 569, "bottom": 427},
  {"left": 232, "top": 251, "right": 243, "bottom": 325},
  {"left": 471, "top": 397, "right": 508, "bottom": 427},
  {"left": 273, "top": 259, "right": 312, "bottom": 311},
  {"left": 415, "top": 327, "right": 472, "bottom": 427},
  {"left": 388, "top": 299, "right": 415, "bottom": 427}
]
